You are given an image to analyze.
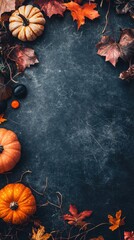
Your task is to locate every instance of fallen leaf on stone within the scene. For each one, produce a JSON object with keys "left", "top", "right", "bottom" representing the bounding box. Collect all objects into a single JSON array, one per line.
[
  {"left": 96, "top": 28, "right": 134, "bottom": 66},
  {"left": 124, "top": 231, "right": 134, "bottom": 240},
  {"left": 108, "top": 210, "right": 125, "bottom": 231},
  {"left": 63, "top": 204, "right": 92, "bottom": 229},
  {"left": 8, "top": 45, "right": 39, "bottom": 72},
  {"left": 31, "top": 225, "right": 51, "bottom": 240},
  {"left": 119, "top": 64, "right": 134, "bottom": 80},
  {"left": 96, "top": 36, "right": 120, "bottom": 66},
  {"left": 34, "top": 0, "right": 66, "bottom": 18},
  {"left": 0, "top": 114, "right": 7, "bottom": 124},
  {"left": 64, "top": 2, "right": 100, "bottom": 29},
  {"left": 90, "top": 236, "right": 104, "bottom": 240}
]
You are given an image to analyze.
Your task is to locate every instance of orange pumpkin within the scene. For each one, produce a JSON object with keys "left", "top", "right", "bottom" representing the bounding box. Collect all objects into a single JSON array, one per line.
[
  {"left": 0, "top": 128, "right": 21, "bottom": 173},
  {"left": 0, "top": 183, "right": 36, "bottom": 224}
]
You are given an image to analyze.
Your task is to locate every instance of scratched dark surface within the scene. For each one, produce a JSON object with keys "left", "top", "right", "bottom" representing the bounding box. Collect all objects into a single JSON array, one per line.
[{"left": 0, "top": 1, "right": 134, "bottom": 239}]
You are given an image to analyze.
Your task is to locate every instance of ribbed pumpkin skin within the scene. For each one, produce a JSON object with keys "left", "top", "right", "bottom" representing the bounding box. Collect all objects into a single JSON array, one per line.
[
  {"left": 0, "top": 128, "right": 21, "bottom": 173},
  {"left": 9, "top": 5, "right": 46, "bottom": 41},
  {"left": 0, "top": 183, "right": 36, "bottom": 224}
]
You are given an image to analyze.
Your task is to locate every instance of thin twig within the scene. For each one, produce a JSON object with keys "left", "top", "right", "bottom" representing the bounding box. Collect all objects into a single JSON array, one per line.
[
  {"left": 102, "top": 0, "right": 111, "bottom": 34},
  {"left": 17, "top": 170, "right": 32, "bottom": 183}
]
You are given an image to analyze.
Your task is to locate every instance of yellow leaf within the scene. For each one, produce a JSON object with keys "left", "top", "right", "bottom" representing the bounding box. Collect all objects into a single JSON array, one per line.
[{"left": 31, "top": 225, "right": 51, "bottom": 240}]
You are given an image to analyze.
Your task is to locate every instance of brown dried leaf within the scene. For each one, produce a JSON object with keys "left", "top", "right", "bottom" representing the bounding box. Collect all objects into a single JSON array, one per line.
[
  {"left": 119, "top": 28, "right": 134, "bottom": 61},
  {"left": 96, "top": 36, "right": 121, "bottom": 66},
  {"left": 0, "top": 0, "right": 15, "bottom": 19},
  {"left": 34, "top": 0, "right": 66, "bottom": 18},
  {"left": 119, "top": 64, "right": 134, "bottom": 80},
  {"left": 0, "top": 77, "right": 12, "bottom": 101},
  {"left": 8, "top": 45, "right": 39, "bottom": 72},
  {"left": 115, "top": 0, "right": 134, "bottom": 19}
]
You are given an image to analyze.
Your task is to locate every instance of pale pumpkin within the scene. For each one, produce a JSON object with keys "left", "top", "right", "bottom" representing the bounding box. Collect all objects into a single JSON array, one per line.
[
  {"left": 0, "top": 128, "right": 21, "bottom": 173},
  {"left": 9, "top": 5, "right": 46, "bottom": 41},
  {"left": 0, "top": 183, "right": 36, "bottom": 224}
]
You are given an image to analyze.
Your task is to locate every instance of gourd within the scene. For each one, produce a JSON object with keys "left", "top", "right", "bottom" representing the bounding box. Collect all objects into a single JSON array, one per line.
[
  {"left": 9, "top": 5, "right": 46, "bottom": 41},
  {"left": 0, "top": 128, "right": 21, "bottom": 173},
  {"left": 0, "top": 183, "right": 36, "bottom": 224}
]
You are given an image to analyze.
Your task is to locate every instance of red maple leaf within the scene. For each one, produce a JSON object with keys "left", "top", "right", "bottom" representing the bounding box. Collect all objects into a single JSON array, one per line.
[
  {"left": 63, "top": 205, "right": 92, "bottom": 229},
  {"left": 34, "top": 0, "right": 66, "bottom": 18},
  {"left": 124, "top": 231, "right": 134, "bottom": 240}
]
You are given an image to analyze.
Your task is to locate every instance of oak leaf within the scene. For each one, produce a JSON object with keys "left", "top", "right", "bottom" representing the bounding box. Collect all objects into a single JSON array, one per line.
[
  {"left": 119, "top": 64, "right": 134, "bottom": 80},
  {"left": 0, "top": 114, "right": 7, "bottom": 124},
  {"left": 108, "top": 210, "right": 125, "bottom": 231},
  {"left": 34, "top": 0, "right": 66, "bottom": 18},
  {"left": 8, "top": 45, "right": 39, "bottom": 72},
  {"left": 63, "top": 204, "right": 93, "bottom": 229},
  {"left": 64, "top": 2, "right": 100, "bottom": 29},
  {"left": 31, "top": 225, "right": 51, "bottom": 240}
]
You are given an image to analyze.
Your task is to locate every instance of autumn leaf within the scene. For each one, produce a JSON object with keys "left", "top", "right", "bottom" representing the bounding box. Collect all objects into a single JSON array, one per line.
[
  {"left": 63, "top": 204, "right": 92, "bottom": 229},
  {"left": 0, "top": 76, "right": 12, "bottom": 101},
  {"left": 0, "top": 114, "right": 7, "bottom": 124},
  {"left": 64, "top": 2, "right": 100, "bottom": 29},
  {"left": 96, "top": 36, "right": 121, "bottom": 66},
  {"left": 108, "top": 210, "right": 125, "bottom": 231},
  {"left": 124, "top": 231, "right": 134, "bottom": 240},
  {"left": 90, "top": 236, "right": 104, "bottom": 240},
  {"left": 31, "top": 225, "right": 51, "bottom": 240},
  {"left": 34, "top": 0, "right": 66, "bottom": 18},
  {"left": 119, "top": 64, "right": 134, "bottom": 80},
  {"left": 96, "top": 28, "right": 134, "bottom": 66},
  {"left": 115, "top": 0, "right": 134, "bottom": 19},
  {"left": 119, "top": 28, "right": 134, "bottom": 61},
  {"left": 8, "top": 45, "right": 39, "bottom": 72},
  {"left": 0, "top": 0, "right": 15, "bottom": 19}
]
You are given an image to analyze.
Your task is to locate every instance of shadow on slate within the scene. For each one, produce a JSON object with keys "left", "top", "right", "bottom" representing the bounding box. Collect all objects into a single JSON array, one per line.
[{"left": 0, "top": 1, "right": 134, "bottom": 239}]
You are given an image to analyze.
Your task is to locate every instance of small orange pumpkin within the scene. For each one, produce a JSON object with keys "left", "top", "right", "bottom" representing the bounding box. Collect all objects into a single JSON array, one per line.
[
  {"left": 0, "top": 183, "right": 36, "bottom": 224},
  {"left": 0, "top": 128, "right": 21, "bottom": 173},
  {"left": 9, "top": 5, "right": 46, "bottom": 41}
]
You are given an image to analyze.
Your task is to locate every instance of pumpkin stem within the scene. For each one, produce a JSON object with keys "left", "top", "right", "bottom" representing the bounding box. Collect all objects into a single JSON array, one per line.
[
  {"left": 0, "top": 145, "right": 4, "bottom": 153},
  {"left": 10, "top": 202, "right": 18, "bottom": 210},
  {"left": 18, "top": 14, "right": 29, "bottom": 26}
]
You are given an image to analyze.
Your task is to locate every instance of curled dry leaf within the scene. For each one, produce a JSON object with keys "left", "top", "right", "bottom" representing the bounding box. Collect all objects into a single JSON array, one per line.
[
  {"left": 63, "top": 204, "right": 93, "bottom": 229},
  {"left": 64, "top": 2, "right": 100, "bottom": 29},
  {"left": 34, "top": 0, "right": 66, "bottom": 18},
  {"left": 8, "top": 45, "right": 39, "bottom": 72},
  {"left": 31, "top": 225, "right": 51, "bottom": 240},
  {"left": 119, "top": 64, "right": 134, "bottom": 80},
  {"left": 0, "top": 114, "right": 7, "bottom": 124},
  {"left": 96, "top": 28, "right": 134, "bottom": 66},
  {"left": 115, "top": 0, "right": 134, "bottom": 19}
]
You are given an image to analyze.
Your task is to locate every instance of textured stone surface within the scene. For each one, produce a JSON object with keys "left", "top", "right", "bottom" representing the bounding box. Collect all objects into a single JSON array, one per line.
[{"left": 0, "top": 2, "right": 134, "bottom": 239}]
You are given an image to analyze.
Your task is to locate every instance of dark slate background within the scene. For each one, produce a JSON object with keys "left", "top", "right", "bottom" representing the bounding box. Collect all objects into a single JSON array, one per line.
[{"left": 0, "top": 1, "right": 134, "bottom": 239}]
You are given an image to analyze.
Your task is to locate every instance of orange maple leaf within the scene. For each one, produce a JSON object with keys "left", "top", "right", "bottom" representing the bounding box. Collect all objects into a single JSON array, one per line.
[
  {"left": 108, "top": 210, "right": 125, "bottom": 231},
  {"left": 64, "top": 2, "right": 100, "bottom": 29},
  {"left": 0, "top": 114, "right": 7, "bottom": 124},
  {"left": 63, "top": 204, "right": 92, "bottom": 229}
]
